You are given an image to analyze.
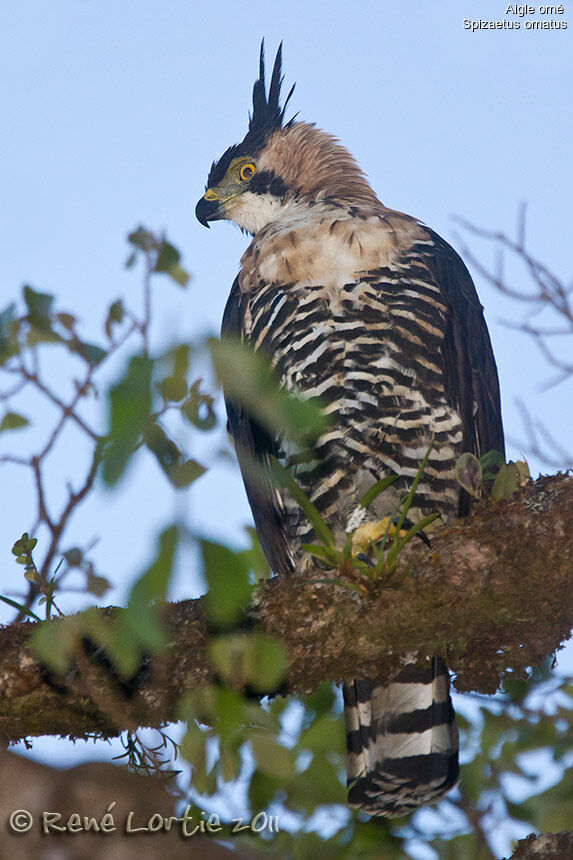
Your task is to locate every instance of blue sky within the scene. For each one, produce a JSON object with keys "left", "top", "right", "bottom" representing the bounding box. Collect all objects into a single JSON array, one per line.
[{"left": 1, "top": 0, "right": 572, "bottom": 776}]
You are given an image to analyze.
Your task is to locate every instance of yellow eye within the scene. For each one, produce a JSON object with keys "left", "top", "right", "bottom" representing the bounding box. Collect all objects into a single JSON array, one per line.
[{"left": 239, "top": 162, "right": 256, "bottom": 181}]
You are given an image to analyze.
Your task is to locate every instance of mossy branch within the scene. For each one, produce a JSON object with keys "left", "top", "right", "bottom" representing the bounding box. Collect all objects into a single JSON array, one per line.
[{"left": 0, "top": 472, "right": 572, "bottom": 740}]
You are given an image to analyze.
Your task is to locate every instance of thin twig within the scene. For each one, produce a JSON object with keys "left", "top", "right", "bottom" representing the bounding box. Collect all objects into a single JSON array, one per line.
[{"left": 16, "top": 362, "right": 99, "bottom": 441}]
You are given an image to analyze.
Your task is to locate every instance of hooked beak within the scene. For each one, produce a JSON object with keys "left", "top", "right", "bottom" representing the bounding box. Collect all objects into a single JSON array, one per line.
[{"left": 195, "top": 192, "right": 225, "bottom": 228}]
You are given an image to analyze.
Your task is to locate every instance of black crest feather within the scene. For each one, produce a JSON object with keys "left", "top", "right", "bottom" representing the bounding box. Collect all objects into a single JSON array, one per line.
[
  {"left": 207, "top": 41, "right": 296, "bottom": 188},
  {"left": 248, "top": 40, "right": 296, "bottom": 140}
]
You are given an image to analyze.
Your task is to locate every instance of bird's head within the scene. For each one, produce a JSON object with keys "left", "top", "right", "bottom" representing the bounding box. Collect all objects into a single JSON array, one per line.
[{"left": 196, "top": 42, "right": 379, "bottom": 236}]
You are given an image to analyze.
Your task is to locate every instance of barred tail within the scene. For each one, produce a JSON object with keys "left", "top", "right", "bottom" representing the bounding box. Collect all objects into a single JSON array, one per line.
[{"left": 343, "top": 656, "right": 459, "bottom": 818}]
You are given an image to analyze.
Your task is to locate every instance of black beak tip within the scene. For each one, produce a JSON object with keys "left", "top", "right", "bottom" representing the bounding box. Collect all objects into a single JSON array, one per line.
[{"left": 195, "top": 198, "right": 211, "bottom": 228}]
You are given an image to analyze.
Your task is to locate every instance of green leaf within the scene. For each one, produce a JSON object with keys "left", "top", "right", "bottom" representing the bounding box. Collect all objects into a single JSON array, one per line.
[
  {"left": 63, "top": 547, "right": 83, "bottom": 567},
  {"left": 22, "top": 285, "right": 60, "bottom": 345},
  {"left": 103, "top": 354, "right": 153, "bottom": 485},
  {"left": 172, "top": 344, "right": 189, "bottom": 377},
  {"left": 248, "top": 769, "right": 282, "bottom": 817},
  {"left": 154, "top": 239, "right": 190, "bottom": 287},
  {"left": 201, "top": 539, "right": 252, "bottom": 627},
  {"left": 479, "top": 448, "right": 504, "bottom": 478},
  {"left": 169, "top": 459, "right": 206, "bottom": 488},
  {"left": 215, "top": 687, "right": 247, "bottom": 747},
  {"left": 207, "top": 635, "right": 249, "bottom": 688},
  {"left": 179, "top": 685, "right": 218, "bottom": 727},
  {"left": 299, "top": 714, "right": 346, "bottom": 754},
  {"left": 251, "top": 734, "right": 295, "bottom": 780},
  {"left": 96, "top": 528, "right": 178, "bottom": 677},
  {"left": 56, "top": 312, "right": 76, "bottom": 331},
  {"left": 70, "top": 339, "right": 107, "bottom": 366},
  {"left": 516, "top": 459, "right": 530, "bottom": 484},
  {"left": 26, "top": 325, "right": 62, "bottom": 346},
  {"left": 244, "top": 633, "right": 287, "bottom": 692},
  {"left": 429, "top": 833, "right": 495, "bottom": 860},
  {"left": 127, "top": 225, "right": 155, "bottom": 252},
  {"left": 143, "top": 423, "right": 205, "bottom": 488},
  {"left": 144, "top": 421, "right": 182, "bottom": 472},
  {"left": 160, "top": 374, "right": 188, "bottom": 402},
  {"left": 491, "top": 460, "right": 530, "bottom": 500},
  {"left": 357, "top": 475, "right": 398, "bottom": 511},
  {"left": 0, "top": 412, "right": 29, "bottom": 432},
  {"left": 0, "top": 302, "right": 18, "bottom": 363},
  {"left": 158, "top": 345, "right": 190, "bottom": 402},
  {"left": 455, "top": 452, "right": 482, "bottom": 497},
  {"left": 32, "top": 615, "right": 81, "bottom": 673},
  {"left": 238, "top": 527, "right": 271, "bottom": 581},
  {"left": 12, "top": 533, "right": 34, "bottom": 555},
  {"left": 154, "top": 240, "right": 180, "bottom": 272},
  {"left": 512, "top": 767, "right": 573, "bottom": 832},
  {"left": 182, "top": 380, "right": 217, "bottom": 431},
  {"left": 0, "top": 594, "right": 41, "bottom": 621},
  {"left": 306, "top": 682, "right": 337, "bottom": 716},
  {"left": 104, "top": 299, "right": 125, "bottom": 339},
  {"left": 23, "top": 284, "right": 54, "bottom": 323},
  {"left": 389, "top": 512, "right": 440, "bottom": 558},
  {"left": 129, "top": 525, "right": 178, "bottom": 607},
  {"left": 271, "top": 458, "right": 335, "bottom": 549},
  {"left": 211, "top": 337, "right": 326, "bottom": 446},
  {"left": 0, "top": 303, "right": 17, "bottom": 329},
  {"left": 86, "top": 571, "right": 111, "bottom": 597},
  {"left": 208, "top": 632, "right": 287, "bottom": 694},
  {"left": 180, "top": 722, "right": 210, "bottom": 793},
  {"left": 501, "top": 676, "right": 530, "bottom": 702},
  {"left": 300, "top": 543, "right": 340, "bottom": 566},
  {"left": 220, "top": 747, "right": 241, "bottom": 781},
  {"left": 295, "top": 754, "right": 347, "bottom": 806},
  {"left": 387, "top": 441, "right": 433, "bottom": 548}
]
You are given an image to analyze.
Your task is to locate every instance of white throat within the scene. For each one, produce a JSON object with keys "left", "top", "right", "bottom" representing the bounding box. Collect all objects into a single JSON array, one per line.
[{"left": 227, "top": 192, "right": 306, "bottom": 235}]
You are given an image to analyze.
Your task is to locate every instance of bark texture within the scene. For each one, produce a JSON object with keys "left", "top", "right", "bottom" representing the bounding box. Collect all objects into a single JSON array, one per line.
[{"left": 508, "top": 831, "right": 573, "bottom": 859}]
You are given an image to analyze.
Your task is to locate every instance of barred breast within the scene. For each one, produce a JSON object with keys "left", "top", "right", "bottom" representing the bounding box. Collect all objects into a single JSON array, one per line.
[{"left": 239, "top": 212, "right": 463, "bottom": 554}]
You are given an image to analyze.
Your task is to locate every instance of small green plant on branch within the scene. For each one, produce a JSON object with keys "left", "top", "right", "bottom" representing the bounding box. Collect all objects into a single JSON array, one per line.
[
  {"left": 456, "top": 450, "right": 530, "bottom": 501},
  {"left": 271, "top": 443, "right": 440, "bottom": 589}
]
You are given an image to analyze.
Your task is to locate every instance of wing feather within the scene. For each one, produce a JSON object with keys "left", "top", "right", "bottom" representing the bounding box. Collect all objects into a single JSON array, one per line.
[
  {"left": 221, "top": 277, "right": 294, "bottom": 575},
  {"left": 422, "top": 228, "right": 505, "bottom": 512}
]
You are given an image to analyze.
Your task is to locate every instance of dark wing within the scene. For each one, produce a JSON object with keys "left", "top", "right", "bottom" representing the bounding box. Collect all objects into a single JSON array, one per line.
[
  {"left": 221, "top": 277, "right": 294, "bottom": 575},
  {"left": 422, "top": 228, "right": 505, "bottom": 512}
]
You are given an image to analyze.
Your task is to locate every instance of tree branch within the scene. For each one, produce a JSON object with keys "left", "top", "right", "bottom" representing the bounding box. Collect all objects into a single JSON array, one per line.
[
  {"left": 1, "top": 473, "right": 572, "bottom": 740},
  {"left": 508, "top": 831, "right": 573, "bottom": 860}
]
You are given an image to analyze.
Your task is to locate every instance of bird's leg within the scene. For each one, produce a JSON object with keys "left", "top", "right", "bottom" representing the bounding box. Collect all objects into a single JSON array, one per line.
[
  {"left": 351, "top": 517, "right": 403, "bottom": 556},
  {"left": 351, "top": 515, "right": 433, "bottom": 564}
]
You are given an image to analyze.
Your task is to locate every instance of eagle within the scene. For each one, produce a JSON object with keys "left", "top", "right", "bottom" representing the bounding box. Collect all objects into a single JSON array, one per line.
[{"left": 196, "top": 43, "right": 504, "bottom": 818}]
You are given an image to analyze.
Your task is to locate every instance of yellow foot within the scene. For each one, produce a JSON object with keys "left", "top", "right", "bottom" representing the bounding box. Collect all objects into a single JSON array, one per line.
[{"left": 351, "top": 517, "right": 406, "bottom": 556}]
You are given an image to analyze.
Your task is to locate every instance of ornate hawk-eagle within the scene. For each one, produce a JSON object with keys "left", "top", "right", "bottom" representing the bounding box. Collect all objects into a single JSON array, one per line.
[{"left": 196, "top": 43, "right": 504, "bottom": 818}]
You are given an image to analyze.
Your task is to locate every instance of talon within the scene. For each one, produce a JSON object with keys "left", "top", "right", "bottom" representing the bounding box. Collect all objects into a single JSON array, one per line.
[
  {"left": 351, "top": 517, "right": 405, "bottom": 556},
  {"left": 400, "top": 517, "right": 432, "bottom": 548}
]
